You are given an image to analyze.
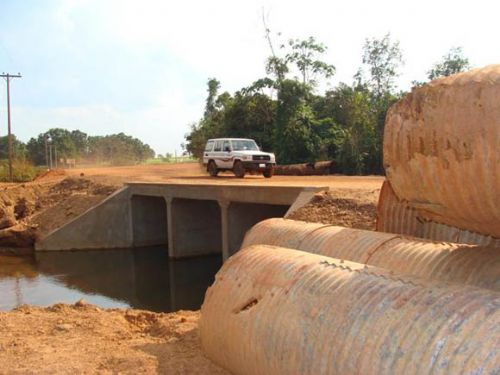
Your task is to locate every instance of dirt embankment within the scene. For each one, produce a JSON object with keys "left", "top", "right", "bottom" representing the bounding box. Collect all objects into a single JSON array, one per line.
[
  {"left": 0, "top": 173, "right": 118, "bottom": 250},
  {"left": 0, "top": 303, "right": 228, "bottom": 374},
  {"left": 288, "top": 189, "right": 379, "bottom": 230}
]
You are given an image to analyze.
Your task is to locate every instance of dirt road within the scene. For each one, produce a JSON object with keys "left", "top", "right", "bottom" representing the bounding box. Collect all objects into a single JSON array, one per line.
[
  {"left": 0, "top": 163, "right": 383, "bottom": 249},
  {"left": 67, "top": 163, "right": 383, "bottom": 228},
  {"left": 65, "top": 163, "right": 383, "bottom": 191}
]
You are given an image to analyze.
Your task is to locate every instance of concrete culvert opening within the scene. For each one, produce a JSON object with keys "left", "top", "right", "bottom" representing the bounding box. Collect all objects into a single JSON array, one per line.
[
  {"left": 170, "top": 198, "right": 222, "bottom": 257},
  {"left": 131, "top": 195, "right": 168, "bottom": 248},
  {"left": 228, "top": 202, "right": 289, "bottom": 256}
]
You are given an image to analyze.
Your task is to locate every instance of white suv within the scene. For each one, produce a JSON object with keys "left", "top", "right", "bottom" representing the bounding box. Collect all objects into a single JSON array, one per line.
[{"left": 203, "top": 138, "right": 276, "bottom": 178}]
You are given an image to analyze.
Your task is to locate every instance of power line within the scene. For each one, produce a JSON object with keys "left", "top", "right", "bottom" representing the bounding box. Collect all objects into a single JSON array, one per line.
[{"left": 1, "top": 72, "right": 22, "bottom": 182}]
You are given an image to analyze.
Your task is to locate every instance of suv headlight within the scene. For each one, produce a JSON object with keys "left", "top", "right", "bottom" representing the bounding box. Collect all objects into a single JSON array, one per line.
[{"left": 241, "top": 155, "right": 250, "bottom": 160}]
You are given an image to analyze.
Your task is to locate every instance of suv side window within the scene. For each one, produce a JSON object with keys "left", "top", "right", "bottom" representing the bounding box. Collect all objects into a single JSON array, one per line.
[
  {"left": 205, "top": 140, "right": 214, "bottom": 152},
  {"left": 213, "top": 140, "right": 222, "bottom": 152},
  {"left": 223, "top": 140, "right": 231, "bottom": 152}
]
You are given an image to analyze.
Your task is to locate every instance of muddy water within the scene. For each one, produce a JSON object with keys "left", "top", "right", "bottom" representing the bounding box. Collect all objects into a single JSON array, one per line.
[{"left": 0, "top": 247, "right": 222, "bottom": 312}]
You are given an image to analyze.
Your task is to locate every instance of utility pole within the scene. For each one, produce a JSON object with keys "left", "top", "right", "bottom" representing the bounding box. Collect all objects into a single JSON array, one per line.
[
  {"left": 48, "top": 142, "right": 52, "bottom": 169},
  {"left": 45, "top": 135, "right": 49, "bottom": 168},
  {"left": 1, "top": 73, "right": 22, "bottom": 182}
]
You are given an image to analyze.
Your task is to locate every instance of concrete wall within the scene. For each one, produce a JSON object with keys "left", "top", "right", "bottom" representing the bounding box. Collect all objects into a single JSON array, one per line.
[
  {"left": 131, "top": 195, "right": 168, "bottom": 247},
  {"left": 169, "top": 198, "right": 222, "bottom": 258},
  {"left": 227, "top": 202, "right": 289, "bottom": 256},
  {"left": 35, "top": 187, "right": 133, "bottom": 251},
  {"left": 36, "top": 183, "right": 328, "bottom": 260}
]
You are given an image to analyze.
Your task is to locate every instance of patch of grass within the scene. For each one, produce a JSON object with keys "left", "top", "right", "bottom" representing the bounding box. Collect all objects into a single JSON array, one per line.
[{"left": 0, "top": 159, "right": 43, "bottom": 182}]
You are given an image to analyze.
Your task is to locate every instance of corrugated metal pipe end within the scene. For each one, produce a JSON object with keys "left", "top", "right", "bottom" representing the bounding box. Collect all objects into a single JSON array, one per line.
[
  {"left": 200, "top": 246, "right": 500, "bottom": 375},
  {"left": 376, "top": 180, "right": 500, "bottom": 247}
]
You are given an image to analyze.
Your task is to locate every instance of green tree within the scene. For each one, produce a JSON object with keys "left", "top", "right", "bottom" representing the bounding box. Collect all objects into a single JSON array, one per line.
[
  {"left": 271, "top": 37, "right": 335, "bottom": 163},
  {"left": 27, "top": 128, "right": 153, "bottom": 166},
  {"left": 333, "top": 85, "right": 377, "bottom": 174},
  {"left": 263, "top": 19, "right": 287, "bottom": 83},
  {"left": 284, "top": 37, "right": 336, "bottom": 87},
  {"left": 222, "top": 91, "right": 275, "bottom": 151},
  {"left": 70, "top": 130, "right": 89, "bottom": 157},
  {"left": 184, "top": 33, "right": 407, "bottom": 175},
  {"left": 185, "top": 87, "right": 276, "bottom": 158},
  {"left": 362, "top": 33, "right": 403, "bottom": 98},
  {"left": 27, "top": 128, "right": 78, "bottom": 165},
  {"left": 204, "top": 78, "right": 220, "bottom": 118},
  {"left": 185, "top": 78, "right": 233, "bottom": 158},
  {"left": 0, "top": 135, "right": 27, "bottom": 160},
  {"left": 273, "top": 80, "right": 317, "bottom": 164},
  {"left": 427, "top": 47, "right": 471, "bottom": 80},
  {"left": 360, "top": 34, "right": 404, "bottom": 173},
  {"left": 87, "top": 133, "right": 154, "bottom": 165}
]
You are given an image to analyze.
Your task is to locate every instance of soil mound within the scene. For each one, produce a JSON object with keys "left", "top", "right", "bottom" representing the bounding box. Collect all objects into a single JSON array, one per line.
[
  {"left": 287, "top": 190, "right": 377, "bottom": 230},
  {"left": 34, "top": 168, "right": 67, "bottom": 181},
  {"left": 0, "top": 177, "right": 118, "bottom": 249},
  {"left": 0, "top": 304, "right": 228, "bottom": 374}
]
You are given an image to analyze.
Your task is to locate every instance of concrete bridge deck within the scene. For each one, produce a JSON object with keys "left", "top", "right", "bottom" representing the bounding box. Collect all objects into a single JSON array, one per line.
[{"left": 35, "top": 182, "right": 327, "bottom": 260}]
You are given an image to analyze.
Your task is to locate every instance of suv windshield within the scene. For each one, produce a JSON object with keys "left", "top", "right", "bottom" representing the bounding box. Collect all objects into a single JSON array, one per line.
[{"left": 231, "top": 140, "right": 259, "bottom": 151}]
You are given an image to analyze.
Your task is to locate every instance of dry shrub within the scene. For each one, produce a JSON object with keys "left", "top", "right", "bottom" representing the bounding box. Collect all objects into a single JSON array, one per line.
[{"left": 0, "top": 160, "right": 42, "bottom": 182}]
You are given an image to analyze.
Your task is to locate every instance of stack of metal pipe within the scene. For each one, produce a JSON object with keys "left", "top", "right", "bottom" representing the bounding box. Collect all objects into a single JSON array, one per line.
[{"left": 199, "top": 66, "right": 500, "bottom": 374}]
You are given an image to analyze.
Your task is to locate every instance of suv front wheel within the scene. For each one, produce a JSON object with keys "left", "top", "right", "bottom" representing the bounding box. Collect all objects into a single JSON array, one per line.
[
  {"left": 263, "top": 166, "right": 274, "bottom": 178},
  {"left": 233, "top": 160, "right": 245, "bottom": 178},
  {"left": 208, "top": 160, "right": 219, "bottom": 177}
]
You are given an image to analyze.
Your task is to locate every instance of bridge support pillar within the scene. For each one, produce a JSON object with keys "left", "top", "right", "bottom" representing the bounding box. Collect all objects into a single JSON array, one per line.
[
  {"left": 167, "top": 198, "right": 222, "bottom": 258},
  {"left": 218, "top": 200, "right": 230, "bottom": 261}
]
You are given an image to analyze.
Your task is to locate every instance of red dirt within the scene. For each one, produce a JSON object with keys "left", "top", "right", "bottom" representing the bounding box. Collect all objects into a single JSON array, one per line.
[
  {"left": 33, "top": 168, "right": 67, "bottom": 181},
  {"left": 0, "top": 303, "right": 228, "bottom": 374},
  {"left": 0, "top": 163, "right": 383, "bottom": 373},
  {"left": 0, "top": 177, "right": 119, "bottom": 248},
  {"left": 288, "top": 190, "right": 378, "bottom": 230},
  {"left": 0, "top": 163, "right": 382, "bottom": 249},
  {"left": 64, "top": 163, "right": 383, "bottom": 190}
]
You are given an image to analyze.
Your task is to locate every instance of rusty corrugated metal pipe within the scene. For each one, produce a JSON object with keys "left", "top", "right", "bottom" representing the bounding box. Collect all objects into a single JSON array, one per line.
[
  {"left": 200, "top": 246, "right": 500, "bottom": 374},
  {"left": 383, "top": 65, "right": 500, "bottom": 238},
  {"left": 376, "top": 180, "right": 500, "bottom": 247},
  {"left": 242, "top": 218, "right": 500, "bottom": 291}
]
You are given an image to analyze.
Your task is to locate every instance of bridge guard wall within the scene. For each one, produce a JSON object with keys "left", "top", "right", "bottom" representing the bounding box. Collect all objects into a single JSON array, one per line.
[{"left": 35, "top": 187, "right": 133, "bottom": 251}]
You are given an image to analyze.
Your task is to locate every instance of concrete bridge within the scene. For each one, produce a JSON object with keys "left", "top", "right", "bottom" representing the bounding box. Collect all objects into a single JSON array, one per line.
[{"left": 35, "top": 182, "right": 326, "bottom": 260}]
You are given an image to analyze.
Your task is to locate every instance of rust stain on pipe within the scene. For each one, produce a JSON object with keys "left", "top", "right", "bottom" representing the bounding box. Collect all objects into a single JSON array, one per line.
[
  {"left": 376, "top": 179, "right": 421, "bottom": 236},
  {"left": 377, "top": 179, "right": 500, "bottom": 247},
  {"left": 383, "top": 65, "right": 500, "bottom": 238},
  {"left": 420, "top": 221, "right": 500, "bottom": 247},
  {"left": 200, "top": 246, "right": 500, "bottom": 375},
  {"left": 242, "top": 218, "right": 500, "bottom": 291}
]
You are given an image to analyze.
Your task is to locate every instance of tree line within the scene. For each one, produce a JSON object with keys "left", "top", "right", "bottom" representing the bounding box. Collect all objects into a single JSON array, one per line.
[
  {"left": 184, "top": 34, "right": 470, "bottom": 175},
  {"left": 1, "top": 129, "right": 155, "bottom": 166}
]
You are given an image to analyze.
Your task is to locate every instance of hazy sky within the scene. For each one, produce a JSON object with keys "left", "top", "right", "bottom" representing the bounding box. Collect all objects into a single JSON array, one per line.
[{"left": 0, "top": 0, "right": 499, "bottom": 155}]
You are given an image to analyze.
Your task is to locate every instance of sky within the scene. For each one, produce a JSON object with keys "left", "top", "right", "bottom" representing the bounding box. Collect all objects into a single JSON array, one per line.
[{"left": 0, "top": 0, "right": 499, "bottom": 155}]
